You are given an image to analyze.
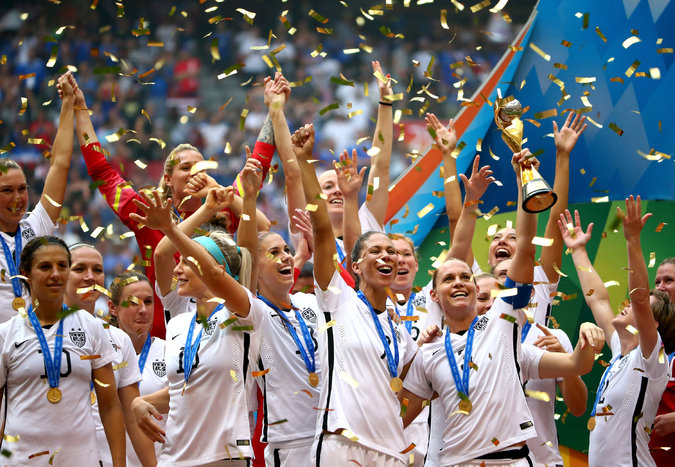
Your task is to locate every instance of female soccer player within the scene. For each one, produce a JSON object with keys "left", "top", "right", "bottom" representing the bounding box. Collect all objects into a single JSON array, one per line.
[
  {"left": 0, "top": 237, "right": 124, "bottom": 465},
  {"left": 559, "top": 201, "right": 675, "bottom": 466},
  {"left": 68, "top": 72, "right": 274, "bottom": 337},
  {"left": 399, "top": 151, "right": 604, "bottom": 466},
  {"left": 293, "top": 123, "right": 417, "bottom": 466},
  {"left": 108, "top": 270, "right": 167, "bottom": 466},
  {"left": 63, "top": 243, "right": 155, "bottom": 466},
  {"left": 0, "top": 73, "right": 76, "bottom": 323},
  {"left": 130, "top": 163, "right": 266, "bottom": 466}
]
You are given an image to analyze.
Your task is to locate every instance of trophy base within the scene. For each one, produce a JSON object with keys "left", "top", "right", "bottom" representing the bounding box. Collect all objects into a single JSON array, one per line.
[{"left": 522, "top": 180, "right": 558, "bottom": 213}]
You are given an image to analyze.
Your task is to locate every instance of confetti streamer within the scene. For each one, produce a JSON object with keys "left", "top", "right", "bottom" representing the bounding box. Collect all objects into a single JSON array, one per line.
[{"left": 529, "top": 43, "right": 551, "bottom": 61}]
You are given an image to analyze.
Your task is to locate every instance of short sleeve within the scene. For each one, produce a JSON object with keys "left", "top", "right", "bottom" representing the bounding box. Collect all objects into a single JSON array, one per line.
[
  {"left": 155, "top": 281, "right": 193, "bottom": 321},
  {"left": 116, "top": 330, "right": 142, "bottom": 388},
  {"left": 521, "top": 343, "right": 546, "bottom": 382},
  {"left": 403, "top": 351, "right": 434, "bottom": 400},
  {"left": 84, "top": 314, "right": 115, "bottom": 370},
  {"left": 641, "top": 333, "right": 669, "bottom": 380},
  {"left": 358, "top": 204, "right": 383, "bottom": 233},
  {"left": 237, "top": 289, "right": 264, "bottom": 330},
  {"left": 315, "top": 270, "right": 354, "bottom": 312},
  {"left": 400, "top": 325, "right": 417, "bottom": 366},
  {"left": 0, "top": 323, "right": 9, "bottom": 387},
  {"left": 26, "top": 200, "right": 59, "bottom": 236},
  {"left": 610, "top": 332, "right": 622, "bottom": 360}
]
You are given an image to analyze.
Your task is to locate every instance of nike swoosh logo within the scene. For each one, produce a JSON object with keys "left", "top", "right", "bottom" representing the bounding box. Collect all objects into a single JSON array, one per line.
[
  {"left": 15, "top": 340, "right": 29, "bottom": 348},
  {"left": 432, "top": 349, "right": 443, "bottom": 356},
  {"left": 171, "top": 334, "right": 181, "bottom": 340}
]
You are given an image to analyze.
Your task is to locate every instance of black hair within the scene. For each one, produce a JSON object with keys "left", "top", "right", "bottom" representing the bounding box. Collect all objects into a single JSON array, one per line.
[
  {"left": 651, "top": 290, "right": 675, "bottom": 354},
  {"left": 19, "top": 236, "right": 71, "bottom": 293}
]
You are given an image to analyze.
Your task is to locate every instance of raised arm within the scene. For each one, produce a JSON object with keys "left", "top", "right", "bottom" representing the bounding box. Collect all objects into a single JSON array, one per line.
[
  {"left": 153, "top": 186, "right": 233, "bottom": 295},
  {"left": 236, "top": 155, "right": 264, "bottom": 293},
  {"left": 507, "top": 149, "right": 538, "bottom": 284},
  {"left": 558, "top": 209, "right": 615, "bottom": 345},
  {"left": 446, "top": 155, "right": 494, "bottom": 264},
  {"left": 364, "top": 61, "right": 394, "bottom": 226},
  {"left": 540, "top": 112, "right": 587, "bottom": 282},
  {"left": 42, "top": 73, "right": 75, "bottom": 222},
  {"left": 132, "top": 190, "right": 252, "bottom": 317},
  {"left": 293, "top": 124, "right": 336, "bottom": 290},
  {"left": 265, "top": 73, "right": 304, "bottom": 233},
  {"left": 537, "top": 322, "right": 604, "bottom": 380},
  {"left": 336, "top": 149, "right": 367, "bottom": 277},
  {"left": 620, "top": 195, "right": 657, "bottom": 357},
  {"left": 425, "top": 113, "right": 461, "bottom": 238}
]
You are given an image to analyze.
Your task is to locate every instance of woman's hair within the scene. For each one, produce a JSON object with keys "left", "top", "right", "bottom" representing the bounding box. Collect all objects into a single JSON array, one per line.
[
  {"left": 431, "top": 257, "right": 472, "bottom": 289},
  {"left": 659, "top": 257, "right": 675, "bottom": 268},
  {"left": 157, "top": 143, "right": 202, "bottom": 202},
  {"left": 109, "top": 271, "right": 151, "bottom": 306},
  {"left": 475, "top": 272, "right": 497, "bottom": 281},
  {"left": 387, "top": 233, "right": 417, "bottom": 261},
  {"left": 651, "top": 290, "right": 675, "bottom": 354},
  {"left": 0, "top": 158, "right": 23, "bottom": 174},
  {"left": 19, "top": 236, "right": 71, "bottom": 293},
  {"left": 68, "top": 242, "right": 99, "bottom": 254},
  {"left": 202, "top": 231, "right": 253, "bottom": 290}
]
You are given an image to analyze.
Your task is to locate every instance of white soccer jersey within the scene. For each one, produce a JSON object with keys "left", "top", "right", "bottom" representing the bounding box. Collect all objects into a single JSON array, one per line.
[
  {"left": 127, "top": 336, "right": 167, "bottom": 467},
  {"left": 0, "top": 309, "right": 115, "bottom": 466},
  {"left": 522, "top": 326, "right": 573, "bottom": 466},
  {"left": 256, "top": 292, "right": 321, "bottom": 443},
  {"left": 155, "top": 281, "right": 196, "bottom": 326},
  {"left": 159, "top": 290, "right": 263, "bottom": 466},
  {"left": 588, "top": 332, "right": 669, "bottom": 467},
  {"left": 92, "top": 324, "right": 142, "bottom": 466},
  {"left": 0, "top": 202, "right": 57, "bottom": 324},
  {"left": 314, "top": 271, "right": 417, "bottom": 463},
  {"left": 532, "top": 265, "right": 558, "bottom": 326},
  {"left": 403, "top": 295, "right": 542, "bottom": 466},
  {"left": 335, "top": 204, "right": 383, "bottom": 260}
]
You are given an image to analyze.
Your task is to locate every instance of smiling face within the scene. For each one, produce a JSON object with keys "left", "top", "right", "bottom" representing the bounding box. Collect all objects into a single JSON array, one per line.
[
  {"left": 392, "top": 237, "right": 418, "bottom": 293},
  {"left": 0, "top": 168, "right": 28, "bottom": 231},
  {"left": 655, "top": 263, "right": 675, "bottom": 302},
  {"left": 165, "top": 149, "right": 204, "bottom": 203},
  {"left": 318, "top": 170, "right": 344, "bottom": 220},
  {"left": 431, "top": 259, "right": 477, "bottom": 318},
  {"left": 476, "top": 275, "right": 499, "bottom": 315},
  {"left": 65, "top": 247, "right": 105, "bottom": 311},
  {"left": 26, "top": 245, "right": 71, "bottom": 304},
  {"left": 352, "top": 233, "right": 398, "bottom": 290},
  {"left": 110, "top": 280, "right": 154, "bottom": 339},
  {"left": 173, "top": 255, "right": 210, "bottom": 299},
  {"left": 493, "top": 258, "right": 511, "bottom": 285},
  {"left": 257, "top": 233, "right": 295, "bottom": 295},
  {"left": 488, "top": 227, "right": 517, "bottom": 268}
]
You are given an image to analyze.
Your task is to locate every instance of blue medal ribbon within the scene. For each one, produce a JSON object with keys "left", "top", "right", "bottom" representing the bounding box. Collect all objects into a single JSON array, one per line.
[
  {"left": 356, "top": 291, "right": 399, "bottom": 378},
  {"left": 668, "top": 351, "right": 675, "bottom": 363},
  {"left": 138, "top": 334, "right": 152, "bottom": 374},
  {"left": 335, "top": 239, "right": 346, "bottom": 265},
  {"left": 404, "top": 293, "right": 416, "bottom": 334},
  {"left": 27, "top": 305, "right": 66, "bottom": 390},
  {"left": 258, "top": 295, "right": 316, "bottom": 374},
  {"left": 591, "top": 354, "right": 622, "bottom": 416},
  {"left": 183, "top": 305, "right": 222, "bottom": 385},
  {"left": 444, "top": 316, "right": 479, "bottom": 401},
  {"left": 0, "top": 227, "right": 23, "bottom": 299},
  {"left": 521, "top": 320, "right": 532, "bottom": 343}
]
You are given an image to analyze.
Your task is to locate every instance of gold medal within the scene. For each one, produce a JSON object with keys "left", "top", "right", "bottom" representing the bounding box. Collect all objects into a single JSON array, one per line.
[
  {"left": 90, "top": 391, "right": 96, "bottom": 405},
  {"left": 308, "top": 372, "right": 319, "bottom": 387},
  {"left": 12, "top": 297, "right": 25, "bottom": 311},
  {"left": 47, "top": 387, "right": 62, "bottom": 404},
  {"left": 458, "top": 398, "right": 472, "bottom": 413},
  {"left": 587, "top": 416, "right": 596, "bottom": 431},
  {"left": 390, "top": 377, "right": 403, "bottom": 392}
]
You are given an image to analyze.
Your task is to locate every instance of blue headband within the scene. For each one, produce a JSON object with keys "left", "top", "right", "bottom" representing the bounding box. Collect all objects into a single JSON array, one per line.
[{"left": 192, "top": 236, "right": 239, "bottom": 280}]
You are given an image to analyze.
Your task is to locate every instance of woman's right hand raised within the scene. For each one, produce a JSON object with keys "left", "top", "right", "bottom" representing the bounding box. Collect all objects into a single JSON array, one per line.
[
  {"left": 129, "top": 190, "right": 175, "bottom": 232},
  {"left": 557, "top": 209, "right": 593, "bottom": 251}
]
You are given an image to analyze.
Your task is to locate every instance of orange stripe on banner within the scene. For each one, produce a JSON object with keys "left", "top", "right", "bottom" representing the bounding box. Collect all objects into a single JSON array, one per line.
[{"left": 384, "top": 20, "right": 533, "bottom": 223}]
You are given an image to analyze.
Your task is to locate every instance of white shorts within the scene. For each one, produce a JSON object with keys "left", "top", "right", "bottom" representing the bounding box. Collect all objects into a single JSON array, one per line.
[
  {"left": 265, "top": 437, "right": 313, "bottom": 467},
  {"left": 404, "top": 420, "right": 429, "bottom": 467},
  {"left": 312, "top": 434, "right": 406, "bottom": 467}
]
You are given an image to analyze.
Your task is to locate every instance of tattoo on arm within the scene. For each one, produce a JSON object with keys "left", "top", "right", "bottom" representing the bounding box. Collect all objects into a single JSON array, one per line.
[{"left": 257, "top": 114, "right": 274, "bottom": 144}]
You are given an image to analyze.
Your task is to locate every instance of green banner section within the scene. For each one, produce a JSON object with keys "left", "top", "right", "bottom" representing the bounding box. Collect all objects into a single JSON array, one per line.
[{"left": 414, "top": 200, "right": 674, "bottom": 453}]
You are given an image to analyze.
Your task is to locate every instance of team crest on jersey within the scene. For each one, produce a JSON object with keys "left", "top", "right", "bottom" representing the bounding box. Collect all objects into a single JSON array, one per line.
[
  {"left": 203, "top": 318, "right": 218, "bottom": 336},
  {"left": 412, "top": 294, "right": 427, "bottom": 309},
  {"left": 21, "top": 227, "right": 36, "bottom": 241},
  {"left": 473, "top": 316, "right": 488, "bottom": 331},
  {"left": 394, "top": 327, "right": 402, "bottom": 343},
  {"left": 299, "top": 307, "right": 317, "bottom": 323},
  {"left": 69, "top": 329, "right": 86, "bottom": 347},
  {"left": 110, "top": 340, "right": 120, "bottom": 352},
  {"left": 152, "top": 361, "right": 166, "bottom": 377}
]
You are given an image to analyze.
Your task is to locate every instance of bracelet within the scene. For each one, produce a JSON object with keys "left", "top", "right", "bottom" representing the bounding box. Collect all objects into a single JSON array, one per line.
[{"left": 379, "top": 100, "right": 393, "bottom": 106}]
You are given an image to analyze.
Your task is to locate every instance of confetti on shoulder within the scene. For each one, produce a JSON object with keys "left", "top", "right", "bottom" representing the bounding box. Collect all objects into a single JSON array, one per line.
[{"left": 80, "top": 354, "right": 101, "bottom": 360}]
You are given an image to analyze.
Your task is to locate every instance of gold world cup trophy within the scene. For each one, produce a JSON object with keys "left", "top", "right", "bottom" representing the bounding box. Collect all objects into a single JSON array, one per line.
[{"left": 494, "top": 98, "right": 557, "bottom": 213}]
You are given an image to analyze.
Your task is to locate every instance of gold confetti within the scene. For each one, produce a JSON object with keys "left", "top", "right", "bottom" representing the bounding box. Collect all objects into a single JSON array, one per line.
[
  {"left": 525, "top": 389, "right": 550, "bottom": 402},
  {"left": 604, "top": 281, "right": 620, "bottom": 288},
  {"left": 609, "top": 122, "right": 624, "bottom": 136},
  {"left": 319, "top": 320, "right": 337, "bottom": 332},
  {"left": 252, "top": 369, "right": 270, "bottom": 377},
  {"left": 553, "top": 264, "right": 568, "bottom": 277},
  {"left": 591, "top": 196, "right": 609, "bottom": 203},
  {"left": 657, "top": 48, "right": 673, "bottom": 54},
  {"left": 532, "top": 237, "right": 554, "bottom": 247},
  {"left": 190, "top": 160, "right": 218, "bottom": 174},
  {"left": 595, "top": 27, "right": 607, "bottom": 42},
  {"left": 93, "top": 378, "right": 110, "bottom": 388},
  {"left": 655, "top": 222, "right": 666, "bottom": 232},
  {"left": 534, "top": 109, "right": 557, "bottom": 119},
  {"left": 113, "top": 360, "right": 128, "bottom": 371},
  {"left": 625, "top": 324, "right": 638, "bottom": 335},
  {"left": 450, "top": 0, "right": 465, "bottom": 11},
  {"left": 622, "top": 36, "right": 641, "bottom": 49},
  {"left": 417, "top": 203, "right": 434, "bottom": 218},
  {"left": 339, "top": 371, "right": 359, "bottom": 388},
  {"left": 19, "top": 97, "right": 28, "bottom": 115},
  {"left": 529, "top": 43, "right": 551, "bottom": 61},
  {"left": 625, "top": 60, "right": 640, "bottom": 77},
  {"left": 470, "top": 0, "right": 491, "bottom": 13}
]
